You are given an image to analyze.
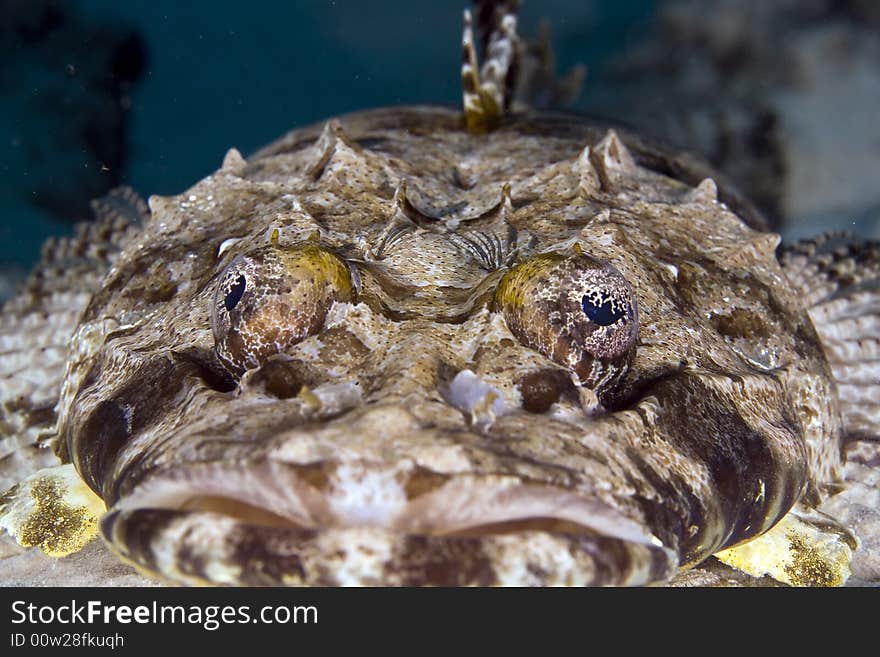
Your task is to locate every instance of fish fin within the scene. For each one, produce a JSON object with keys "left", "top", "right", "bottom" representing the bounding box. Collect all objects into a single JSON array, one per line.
[
  {"left": 462, "top": 1, "right": 584, "bottom": 132},
  {"left": 0, "top": 187, "right": 145, "bottom": 491},
  {"left": 461, "top": 4, "right": 510, "bottom": 132},
  {"left": 781, "top": 233, "right": 880, "bottom": 442},
  {"left": 714, "top": 503, "right": 857, "bottom": 587},
  {"left": 817, "top": 441, "right": 880, "bottom": 585}
]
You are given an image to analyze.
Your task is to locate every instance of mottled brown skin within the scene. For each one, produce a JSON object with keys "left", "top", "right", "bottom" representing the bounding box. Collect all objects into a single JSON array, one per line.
[{"left": 53, "top": 106, "right": 843, "bottom": 585}]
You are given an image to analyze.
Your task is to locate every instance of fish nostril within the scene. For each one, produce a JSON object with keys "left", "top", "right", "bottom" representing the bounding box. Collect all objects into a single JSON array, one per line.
[
  {"left": 247, "top": 357, "right": 303, "bottom": 399},
  {"left": 171, "top": 349, "right": 237, "bottom": 393},
  {"left": 518, "top": 369, "right": 575, "bottom": 413}
]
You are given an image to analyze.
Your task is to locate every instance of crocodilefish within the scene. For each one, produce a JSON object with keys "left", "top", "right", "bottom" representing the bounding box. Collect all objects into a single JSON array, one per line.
[{"left": 1, "top": 1, "right": 878, "bottom": 586}]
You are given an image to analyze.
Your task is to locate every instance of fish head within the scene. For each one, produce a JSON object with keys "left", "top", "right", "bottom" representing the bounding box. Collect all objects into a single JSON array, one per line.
[{"left": 54, "top": 108, "right": 838, "bottom": 585}]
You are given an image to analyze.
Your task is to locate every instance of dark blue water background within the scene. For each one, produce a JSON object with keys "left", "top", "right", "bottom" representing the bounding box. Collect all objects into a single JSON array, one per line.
[{"left": 1, "top": 1, "right": 654, "bottom": 273}]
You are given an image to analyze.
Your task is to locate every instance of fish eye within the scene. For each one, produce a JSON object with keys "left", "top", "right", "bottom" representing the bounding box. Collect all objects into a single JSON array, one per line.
[
  {"left": 211, "top": 244, "right": 355, "bottom": 375},
  {"left": 493, "top": 252, "right": 638, "bottom": 394}
]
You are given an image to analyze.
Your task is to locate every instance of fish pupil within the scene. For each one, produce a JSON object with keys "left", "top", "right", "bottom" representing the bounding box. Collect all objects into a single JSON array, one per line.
[
  {"left": 581, "top": 294, "right": 623, "bottom": 326},
  {"left": 224, "top": 274, "right": 246, "bottom": 311}
]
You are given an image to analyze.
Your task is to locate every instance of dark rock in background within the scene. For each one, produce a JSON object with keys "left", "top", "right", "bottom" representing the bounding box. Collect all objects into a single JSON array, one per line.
[
  {"left": 1, "top": 0, "right": 146, "bottom": 217},
  {"left": 0, "top": 0, "right": 146, "bottom": 265},
  {"left": 581, "top": 0, "right": 880, "bottom": 239}
]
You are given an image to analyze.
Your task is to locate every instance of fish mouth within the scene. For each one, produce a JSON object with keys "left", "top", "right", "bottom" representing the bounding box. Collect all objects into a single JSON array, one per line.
[
  {"left": 101, "top": 459, "right": 676, "bottom": 586},
  {"left": 83, "top": 365, "right": 805, "bottom": 586}
]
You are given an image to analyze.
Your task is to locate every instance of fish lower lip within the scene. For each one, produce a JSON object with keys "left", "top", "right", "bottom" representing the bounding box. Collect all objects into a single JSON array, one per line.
[{"left": 100, "top": 506, "right": 676, "bottom": 586}]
